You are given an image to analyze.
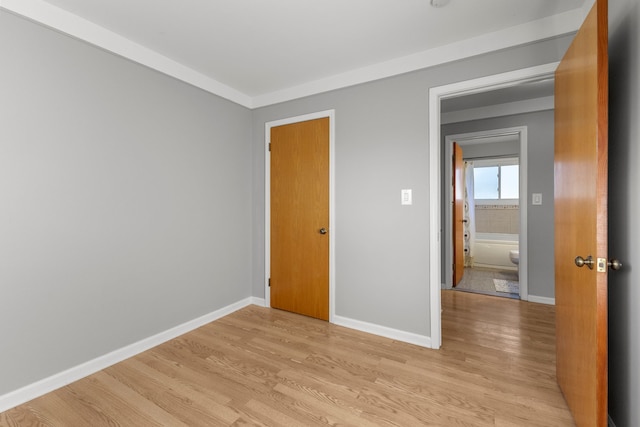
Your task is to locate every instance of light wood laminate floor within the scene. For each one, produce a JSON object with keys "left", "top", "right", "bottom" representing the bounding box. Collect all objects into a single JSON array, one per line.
[{"left": 1, "top": 291, "right": 573, "bottom": 426}]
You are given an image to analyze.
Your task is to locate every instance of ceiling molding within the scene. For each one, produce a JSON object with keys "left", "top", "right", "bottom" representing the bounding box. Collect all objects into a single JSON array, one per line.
[
  {"left": 2, "top": 0, "right": 584, "bottom": 109},
  {"left": 0, "top": 0, "right": 253, "bottom": 108},
  {"left": 251, "top": 9, "right": 582, "bottom": 108}
]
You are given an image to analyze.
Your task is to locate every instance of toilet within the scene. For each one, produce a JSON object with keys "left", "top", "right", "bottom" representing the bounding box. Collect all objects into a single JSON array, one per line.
[{"left": 509, "top": 250, "right": 520, "bottom": 278}]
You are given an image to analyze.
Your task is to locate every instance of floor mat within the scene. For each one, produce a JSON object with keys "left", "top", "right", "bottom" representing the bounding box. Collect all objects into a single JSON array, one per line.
[{"left": 493, "top": 278, "right": 520, "bottom": 294}]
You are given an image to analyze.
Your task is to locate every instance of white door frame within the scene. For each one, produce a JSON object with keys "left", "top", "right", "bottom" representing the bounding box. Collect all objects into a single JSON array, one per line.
[
  {"left": 443, "top": 127, "right": 528, "bottom": 301},
  {"left": 264, "top": 110, "right": 336, "bottom": 322},
  {"left": 428, "top": 63, "right": 558, "bottom": 349}
]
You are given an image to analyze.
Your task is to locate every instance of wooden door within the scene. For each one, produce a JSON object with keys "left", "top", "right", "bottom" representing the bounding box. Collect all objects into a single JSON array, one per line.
[
  {"left": 452, "top": 142, "right": 464, "bottom": 287},
  {"left": 270, "top": 117, "right": 330, "bottom": 321},
  {"left": 554, "top": 0, "right": 608, "bottom": 425}
]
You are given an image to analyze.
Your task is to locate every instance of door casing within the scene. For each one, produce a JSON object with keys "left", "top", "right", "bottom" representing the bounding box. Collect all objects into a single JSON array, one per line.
[
  {"left": 264, "top": 110, "right": 336, "bottom": 322},
  {"left": 428, "top": 63, "right": 558, "bottom": 349}
]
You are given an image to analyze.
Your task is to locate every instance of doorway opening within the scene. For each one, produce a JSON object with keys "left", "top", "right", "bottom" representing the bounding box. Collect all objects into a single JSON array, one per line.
[
  {"left": 428, "top": 62, "right": 558, "bottom": 349},
  {"left": 444, "top": 128, "right": 528, "bottom": 300}
]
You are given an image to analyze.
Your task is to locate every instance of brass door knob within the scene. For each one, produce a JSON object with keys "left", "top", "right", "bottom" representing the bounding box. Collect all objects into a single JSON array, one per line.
[
  {"left": 608, "top": 259, "right": 623, "bottom": 271},
  {"left": 575, "top": 255, "right": 594, "bottom": 269}
]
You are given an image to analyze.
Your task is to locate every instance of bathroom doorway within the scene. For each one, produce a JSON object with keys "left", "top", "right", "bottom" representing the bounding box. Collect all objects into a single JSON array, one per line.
[{"left": 444, "top": 127, "right": 528, "bottom": 300}]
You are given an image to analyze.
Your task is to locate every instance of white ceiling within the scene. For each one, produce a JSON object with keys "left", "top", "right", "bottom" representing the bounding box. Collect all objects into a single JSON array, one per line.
[{"left": 2, "top": 0, "right": 591, "bottom": 108}]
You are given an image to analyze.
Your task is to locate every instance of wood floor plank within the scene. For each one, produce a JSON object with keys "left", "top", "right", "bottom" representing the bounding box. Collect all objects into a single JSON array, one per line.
[
  {"left": 0, "top": 291, "right": 574, "bottom": 426},
  {"left": 12, "top": 391, "right": 94, "bottom": 427},
  {"left": 104, "top": 360, "right": 239, "bottom": 426}
]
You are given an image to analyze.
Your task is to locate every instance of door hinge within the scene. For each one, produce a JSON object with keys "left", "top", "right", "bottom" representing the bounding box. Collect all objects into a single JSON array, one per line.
[
  {"left": 452, "top": 264, "right": 455, "bottom": 271},
  {"left": 268, "top": 278, "right": 271, "bottom": 287},
  {"left": 269, "top": 143, "right": 271, "bottom": 152}
]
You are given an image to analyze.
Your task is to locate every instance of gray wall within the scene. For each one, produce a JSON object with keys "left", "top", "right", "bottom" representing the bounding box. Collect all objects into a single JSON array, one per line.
[
  {"left": 0, "top": 11, "right": 253, "bottom": 395},
  {"left": 460, "top": 140, "right": 520, "bottom": 159},
  {"left": 608, "top": 0, "right": 640, "bottom": 425},
  {"left": 441, "top": 110, "right": 556, "bottom": 299},
  {"left": 252, "top": 36, "right": 573, "bottom": 337}
]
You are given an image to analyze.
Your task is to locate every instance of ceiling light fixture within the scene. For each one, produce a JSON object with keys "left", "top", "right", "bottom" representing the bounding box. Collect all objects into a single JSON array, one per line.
[{"left": 430, "top": 0, "right": 451, "bottom": 7}]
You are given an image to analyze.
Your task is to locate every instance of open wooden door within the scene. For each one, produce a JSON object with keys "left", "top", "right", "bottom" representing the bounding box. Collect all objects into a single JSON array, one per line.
[
  {"left": 452, "top": 142, "right": 464, "bottom": 287},
  {"left": 554, "top": 0, "right": 608, "bottom": 425}
]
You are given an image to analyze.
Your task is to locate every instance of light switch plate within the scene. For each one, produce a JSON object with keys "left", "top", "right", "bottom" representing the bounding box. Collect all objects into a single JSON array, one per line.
[
  {"left": 401, "top": 189, "right": 412, "bottom": 205},
  {"left": 532, "top": 193, "right": 542, "bottom": 205}
]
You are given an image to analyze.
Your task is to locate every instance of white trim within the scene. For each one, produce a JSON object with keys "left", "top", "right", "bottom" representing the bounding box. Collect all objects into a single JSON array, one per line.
[
  {"left": 0, "top": 0, "right": 252, "bottom": 108},
  {"left": 0, "top": 297, "right": 256, "bottom": 413},
  {"left": 527, "top": 295, "right": 556, "bottom": 305},
  {"left": 441, "top": 96, "right": 555, "bottom": 124},
  {"left": 251, "top": 11, "right": 580, "bottom": 108},
  {"left": 249, "top": 297, "right": 267, "bottom": 307},
  {"left": 1, "top": 0, "right": 581, "bottom": 109},
  {"left": 443, "top": 126, "right": 529, "bottom": 304},
  {"left": 264, "top": 110, "right": 336, "bottom": 322},
  {"left": 333, "top": 315, "right": 431, "bottom": 348},
  {"left": 428, "top": 62, "right": 559, "bottom": 349},
  {"left": 429, "top": 84, "right": 443, "bottom": 349}
]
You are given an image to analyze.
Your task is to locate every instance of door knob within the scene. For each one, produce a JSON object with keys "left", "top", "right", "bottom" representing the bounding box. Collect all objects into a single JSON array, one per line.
[
  {"left": 575, "top": 255, "right": 594, "bottom": 269},
  {"left": 575, "top": 255, "right": 623, "bottom": 271},
  {"left": 319, "top": 228, "right": 327, "bottom": 235},
  {"left": 608, "top": 259, "right": 623, "bottom": 271}
]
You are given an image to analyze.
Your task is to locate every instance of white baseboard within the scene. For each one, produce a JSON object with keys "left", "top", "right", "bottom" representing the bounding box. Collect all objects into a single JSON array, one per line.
[
  {"left": 249, "top": 297, "right": 267, "bottom": 307},
  {"left": 527, "top": 295, "right": 555, "bottom": 305},
  {"left": 0, "top": 297, "right": 255, "bottom": 413},
  {"left": 333, "top": 315, "right": 431, "bottom": 348}
]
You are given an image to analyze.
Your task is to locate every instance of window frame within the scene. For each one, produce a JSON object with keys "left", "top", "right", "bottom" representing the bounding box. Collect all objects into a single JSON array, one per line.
[{"left": 472, "top": 157, "right": 520, "bottom": 205}]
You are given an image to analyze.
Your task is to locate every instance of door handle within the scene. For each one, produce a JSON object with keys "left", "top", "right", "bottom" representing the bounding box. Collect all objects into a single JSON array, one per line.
[
  {"left": 575, "top": 255, "right": 594, "bottom": 269},
  {"left": 319, "top": 228, "right": 327, "bottom": 235},
  {"left": 608, "top": 259, "right": 623, "bottom": 271},
  {"left": 575, "top": 255, "right": 623, "bottom": 271}
]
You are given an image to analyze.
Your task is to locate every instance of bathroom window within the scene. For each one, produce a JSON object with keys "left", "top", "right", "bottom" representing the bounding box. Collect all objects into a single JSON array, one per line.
[{"left": 473, "top": 158, "right": 519, "bottom": 201}]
